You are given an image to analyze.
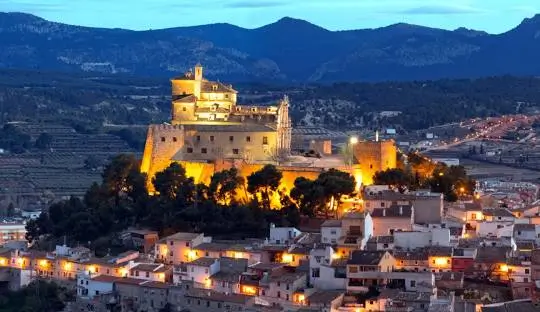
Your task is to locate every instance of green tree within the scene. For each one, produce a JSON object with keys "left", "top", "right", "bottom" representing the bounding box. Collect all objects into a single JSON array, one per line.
[
  {"left": 247, "top": 165, "right": 282, "bottom": 210},
  {"left": 152, "top": 163, "right": 194, "bottom": 201},
  {"left": 373, "top": 168, "right": 414, "bottom": 193},
  {"left": 209, "top": 168, "right": 244, "bottom": 205},
  {"left": 317, "top": 169, "right": 356, "bottom": 217},
  {"left": 290, "top": 177, "right": 324, "bottom": 217},
  {"left": 35, "top": 132, "right": 53, "bottom": 150},
  {"left": 102, "top": 154, "right": 142, "bottom": 206}
]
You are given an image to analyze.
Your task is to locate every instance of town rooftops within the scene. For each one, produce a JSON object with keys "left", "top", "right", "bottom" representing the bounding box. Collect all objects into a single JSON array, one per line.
[
  {"left": 392, "top": 291, "right": 432, "bottom": 302},
  {"left": 464, "top": 202, "right": 482, "bottom": 211},
  {"left": 475, "top": 246, "right": 511, "bottom": 263},
  {"left": 166, "top": 232, "right": 201, "bottom": 241},
  {"left": 307, "top": 290, "right": 343, "bottom": 305},
  {"left": 91, "top": 276, "right": 169, "bottom": 289},
  {"left": 482, "top": 209, "right": 515, "bottom": 218},
  {"left": 342, "top": 211, "right": 366, "bottom": 220},
  {"left": 428, "top": 246, "right": 453, "bottom": 257},
  {"left": 321, "top": 219, "right": 342, "bottom": 227},
  {"left": 187, "top": 257, "right": 217, "bottom": 267},
  {"left": 371, "top": 205, "right": 413, "bottom": 218},
  {"left": 130, "top": 263, "right": 168, "bottom": 273},
  {"left": 249, "top": 262, "right": 285, "bottom": 271},
  {"left": 436, "top": 272, "right": 464, "bottom": 281},
  {"left": 185, "top": 289, "right": 251, "bottom": 305},
  {"left": 348, "top": 251, "right": 387, "bottom": 266},
  {"left": 481, "top": 299, "right": 539, "bottom": 312},
  {"left": 393, "top": 250, "right": 428, "bottom": 261},
  {"left": 368, "top": 235, "right": 394, "bottom": 244},
  {"left": 514, "top": 224, "right": 536, "bottom": 231},
  {"left": 268, "top": 268, "right": 306, "bottom": 283}
]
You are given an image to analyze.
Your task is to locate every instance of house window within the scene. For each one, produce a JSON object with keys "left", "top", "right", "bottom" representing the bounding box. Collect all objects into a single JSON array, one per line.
[
  {"left": 277, "top": 291, "right": 281, "bottom": 298},
  {"left": 210, "top": 136, "right": 215, "bottom": 142},
  {"left": 263, "top": 136, "right": 268, "bottom": 145},
  {"left": 233, "top": 149, "right": 239, "bottom": 155},
  {"left": 186, "top": 242, "right": 190, "bottom": 247},
  {"left": 206, "top": 301, "right": 210, "bottom": 307},
  {"left": 229, "top": 136, "right": 234, "bottom": 142},
  {"left": 525, "top": 269, "right": 530, "bottom": 274},
  {"left": 246, "top": 136, "right": 251, "bottom": 142},
  {"left": 187, "top": 147, "right": 193, "bottom": 153},
  {"left": 286, "top": 294, "right": 289, "bottom": 301},
  {"left": 196, "top": 136, "right": 201, "bottom": 142},
  {"left": 161, "top": 137, "right": 166, "bottom": 142},
  {"left": 205, "top": 269, "right": 209, "bottom": 274},
  {"left": 202, "top": 148, "right": 207, "bottom": 154},
  {"left": 173, "top": 137, "right": 178, "bottom": 142},
  {"left": 524, "top": 278, "right": 529, "bottom": 283},
  {"left": 349, "top": 266, "right": 358, "bottom": 273},
  {"left": 410, "top": 280, "right": 416, "bottom": 287},
  {"left": 146, "top": 272, "right": 150, "bottom": 278},
  {"left": 311, "top": 268, "right": 320, "bottom": 278},
  {"left": 205, "top": 252, "right": 209, "bottom": 257}
]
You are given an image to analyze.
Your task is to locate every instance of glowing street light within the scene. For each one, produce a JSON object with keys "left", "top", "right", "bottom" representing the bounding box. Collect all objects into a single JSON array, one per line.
[{"left": 349, "top": 137, "right": 358, "bottom": 145}]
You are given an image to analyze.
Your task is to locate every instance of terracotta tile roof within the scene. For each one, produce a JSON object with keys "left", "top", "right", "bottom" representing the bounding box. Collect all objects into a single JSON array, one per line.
[
  {"left": 185, "top": 289, "right": 250, "bottom": 304},
  {"left": 393, "top": 250, "right": 428, "bottom": 261},
  {"left": 307, "top": 290, "right": 343, "bottom": 305},
  {"left": 201, "top": 81, "right": 237, "bottom": 93},
  {"left": 482, "top": 208, "right": 515, "bottom": 218},
  {"left": 166, "top": 232, "right": 201, "bottom": 241}
]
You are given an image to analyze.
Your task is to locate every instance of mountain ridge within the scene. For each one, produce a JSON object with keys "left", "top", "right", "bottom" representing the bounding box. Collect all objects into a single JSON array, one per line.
[{"left": 1, "top": 12, "right": 540, "bottom": 82}]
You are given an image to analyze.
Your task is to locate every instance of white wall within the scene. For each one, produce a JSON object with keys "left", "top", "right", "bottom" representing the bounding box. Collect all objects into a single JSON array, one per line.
[
  {"left": 477, "top": 222, "right": 513, "bottom": 238},
  {"left": 269, "top": 226, "right": 301, "bottom": 245},
  {"left": 394, "top": 232, "right": 431, "bottom": 250},
  {"left": 362, "top": 214, "right": 374, "bottom": 249},
  {"left": 321, "top": 227, "right": 341, "bottom": 245}
]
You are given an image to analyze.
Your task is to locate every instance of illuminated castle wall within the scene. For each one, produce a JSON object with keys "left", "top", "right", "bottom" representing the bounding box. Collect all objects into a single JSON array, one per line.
[
  {"left": 353, "top": 140, "right": 397, "bottom": 185},
  {"left": 140, "top": 64, "right": 395, "bottom": 206}
]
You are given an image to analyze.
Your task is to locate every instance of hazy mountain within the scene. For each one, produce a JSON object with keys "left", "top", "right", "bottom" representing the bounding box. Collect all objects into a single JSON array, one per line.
[{"left": 1, "top": 12, "right": 540, "bottom": 82}]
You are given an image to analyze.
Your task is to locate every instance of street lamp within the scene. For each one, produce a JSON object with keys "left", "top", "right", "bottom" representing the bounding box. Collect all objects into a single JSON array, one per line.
[{"left": 350, "top": 136, "right": 358, "bottom": 145}]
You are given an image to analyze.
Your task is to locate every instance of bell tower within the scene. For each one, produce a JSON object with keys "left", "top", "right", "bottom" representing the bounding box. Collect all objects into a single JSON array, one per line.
[{"left": 194, "top": 63, "right": 203, "bottom": 81}]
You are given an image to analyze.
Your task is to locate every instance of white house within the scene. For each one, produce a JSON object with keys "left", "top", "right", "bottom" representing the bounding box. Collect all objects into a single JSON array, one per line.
[
  {"left": 321, "top": 220, "right": 342, "bottom": 245},
  {"left": 309, "top": 246, "right": 346, "bottom": 290},
  {"left": 77, "top": 274, "right": 115, "bottom": 299},
  {"left": 513, "top": 224, "right": 539, "bottom": 241},
  {"left": 269, "top": 224, "right": 301, "bottom": 245},
  {"left": 183, "top": 257, "right": 220, "bottom": 288}
]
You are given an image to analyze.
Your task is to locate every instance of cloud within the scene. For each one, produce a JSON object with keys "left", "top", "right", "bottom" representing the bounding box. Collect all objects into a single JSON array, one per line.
[
  {"left": 398, "top": 4, "right": 483, "bottom": 15},
  {"left": 0, "top": 0, "right": 66, "bottom": 13},
  {"left": 223, "top": 0, "right": 287, "bottom": 9}
]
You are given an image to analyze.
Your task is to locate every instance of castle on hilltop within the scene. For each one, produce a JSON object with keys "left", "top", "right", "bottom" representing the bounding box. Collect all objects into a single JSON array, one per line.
[
  {"left": 141, "top": 64, "right": 396, "bottom": 202},
  {"left": 141, "top": 64, "right": 293, "bottom": 192}
]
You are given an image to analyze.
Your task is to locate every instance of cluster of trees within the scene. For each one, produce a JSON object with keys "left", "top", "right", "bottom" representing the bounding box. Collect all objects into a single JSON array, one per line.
[
  {"left": 0, "top": 280, "right": 73, "bottom": 312},
  {"left": 27, "top": 155, "right": 355, "bottom": 248},
  {"left": 0, "top": 124, "right": 31, "bottom": 153},
  {"left": 373, "top": 152, "right": 475, "bottom": 201}
]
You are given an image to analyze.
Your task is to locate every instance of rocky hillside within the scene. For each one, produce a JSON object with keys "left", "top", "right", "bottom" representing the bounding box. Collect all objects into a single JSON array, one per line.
[{"left": 1, "top": 12, "right": 540, "bottom": 82}]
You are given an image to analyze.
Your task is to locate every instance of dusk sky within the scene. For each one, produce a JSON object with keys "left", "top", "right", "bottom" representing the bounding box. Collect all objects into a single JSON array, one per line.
[{"left": 0, "top": 0, "right": 538, "bottom": 33}]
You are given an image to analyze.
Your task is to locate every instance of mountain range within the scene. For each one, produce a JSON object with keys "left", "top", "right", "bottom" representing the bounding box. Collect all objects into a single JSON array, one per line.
[{"left": 1, "top": 12, "right": 540, "bottom": 82}]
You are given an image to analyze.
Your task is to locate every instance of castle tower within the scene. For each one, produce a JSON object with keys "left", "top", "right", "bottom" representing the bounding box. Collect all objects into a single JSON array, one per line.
[
  {"left": 277, "top": 95, "right": 292, "bottom": 156},
  {"left": 194, "top": 63, "right": 203, "bottom": 81}
]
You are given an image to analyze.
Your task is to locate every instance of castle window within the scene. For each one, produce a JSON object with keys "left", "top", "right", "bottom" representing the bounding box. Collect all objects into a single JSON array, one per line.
[
  {"left": 173, "top": 137, "right": 178, "bottom": 142},
  {"left": 251, "top": 107, "right": 257, "bottom": 112},
  {"left": 212, "top": 85, "right": 218, "bottom": 91},
  {"left": 201, "top": 148, "right": 207, "bottom": 154},
  {"left": 187, "top": 148, "right": 193, "bottom": 153},
  {"left": 233, "top": 149, "right": 239, "bottom": 155},
  {"left": 210, "top": 136, "right": 215, "bottom": 142},
  {"left": 246, "top": 136, "right": 251, "bottom": 142},
  {"left": 161, "top": 137, "right": 166, "bottom": 142},
  {"left": 263, "top": 136, "right": 268, "bottom": 145},
  {"left": 182, "top": 107, "right": 187, "bottom": 112},
  {"left": 225, "top": 94, "right": 229, "bottom": 99},
  {"left": 229, "top": 136, "right": 234, "bottom": 142}
]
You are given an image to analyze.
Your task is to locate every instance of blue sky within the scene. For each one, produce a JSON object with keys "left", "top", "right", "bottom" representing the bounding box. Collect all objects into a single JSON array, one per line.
[{"left": 0, "top": 0, "right": 538, "bottom": 33}]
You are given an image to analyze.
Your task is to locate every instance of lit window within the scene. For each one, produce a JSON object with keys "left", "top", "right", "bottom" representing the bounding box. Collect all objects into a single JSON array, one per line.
[{"left": 263, "top": 137, "right": 268, "bottom": 145}]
